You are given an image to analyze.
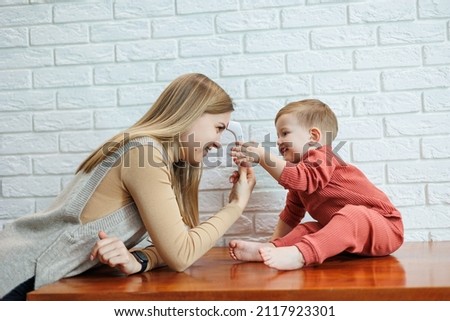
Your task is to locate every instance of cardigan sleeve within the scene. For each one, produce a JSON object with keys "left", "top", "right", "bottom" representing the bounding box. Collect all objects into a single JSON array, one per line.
[{"left": 122, "top": 144, "right": 242, "bottom": 272}]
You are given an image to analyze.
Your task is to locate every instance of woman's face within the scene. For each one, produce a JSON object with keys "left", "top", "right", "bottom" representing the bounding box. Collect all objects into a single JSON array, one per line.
[{"left": 180, "top": 112, "right": 232, "bottom": 166}]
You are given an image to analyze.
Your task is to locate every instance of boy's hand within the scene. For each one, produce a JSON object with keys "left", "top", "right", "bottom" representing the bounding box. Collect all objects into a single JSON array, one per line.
[
  {"left": 234, "top": 141, "right": 287, "bottom": 183},
  {"left": 231, "top": 141, "right": 261, "bottom": 166}
]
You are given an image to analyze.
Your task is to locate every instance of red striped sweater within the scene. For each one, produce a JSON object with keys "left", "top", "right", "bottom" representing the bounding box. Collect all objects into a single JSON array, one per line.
[{"left": 278, "top": 145, "right": 401, "bottom": 228}]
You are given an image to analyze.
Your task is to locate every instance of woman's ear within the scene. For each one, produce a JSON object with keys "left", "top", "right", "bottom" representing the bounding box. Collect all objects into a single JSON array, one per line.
[{"left": 309, "top": 127, "right": 322, "bottom": 143}]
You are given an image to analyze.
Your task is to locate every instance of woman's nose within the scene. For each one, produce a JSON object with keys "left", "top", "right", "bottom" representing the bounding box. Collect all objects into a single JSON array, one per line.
[
  {"left": 212, "top": 135, "right": 222, "bottom": 149},
  {"left": 214, "top": 134, "right": 221, "bottom": 145}
]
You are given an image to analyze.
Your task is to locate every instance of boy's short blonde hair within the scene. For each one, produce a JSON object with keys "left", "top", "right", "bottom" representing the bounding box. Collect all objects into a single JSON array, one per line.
[{"left": 275, "top": 99, "right": 338, "bottom": 142}]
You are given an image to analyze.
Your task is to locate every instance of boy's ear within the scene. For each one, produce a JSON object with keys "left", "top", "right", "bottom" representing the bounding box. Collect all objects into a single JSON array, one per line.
[{"left": 309, "top": 127, "right": 321, "bottom": 143}]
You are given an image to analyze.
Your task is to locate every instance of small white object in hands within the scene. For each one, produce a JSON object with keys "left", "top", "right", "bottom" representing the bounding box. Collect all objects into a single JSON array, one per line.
[{"left": 226, "top": 120, "right": 244, "bottom": 143}]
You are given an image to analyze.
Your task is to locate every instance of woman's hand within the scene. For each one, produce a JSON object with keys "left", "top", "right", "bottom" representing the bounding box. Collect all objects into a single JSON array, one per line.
[
  {"left": 228, "top": 165, "right": 256, "bottom": 210},
  {"left": 90, "top": 231, "right": 141, "bottom": 275}
]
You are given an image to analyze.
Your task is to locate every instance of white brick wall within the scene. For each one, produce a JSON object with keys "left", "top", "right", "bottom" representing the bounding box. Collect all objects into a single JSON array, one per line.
[{"left": 1, "top": 0, "right": 449, "bottom": 245}]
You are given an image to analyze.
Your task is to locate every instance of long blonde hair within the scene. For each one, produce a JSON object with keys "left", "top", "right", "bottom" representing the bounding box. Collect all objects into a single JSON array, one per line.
[{"left": 77, "top": 73, "right": 234, "bottom": 227}]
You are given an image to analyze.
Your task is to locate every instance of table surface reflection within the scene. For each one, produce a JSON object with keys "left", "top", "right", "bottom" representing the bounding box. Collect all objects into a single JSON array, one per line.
[{"left": 28, "top": 241, "right": 450, "bottom": 301}]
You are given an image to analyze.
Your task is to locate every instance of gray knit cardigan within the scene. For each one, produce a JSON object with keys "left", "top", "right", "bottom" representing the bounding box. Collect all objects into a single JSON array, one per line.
[{"left": 0, "top": 137, "right": 160, "bottom": 298}]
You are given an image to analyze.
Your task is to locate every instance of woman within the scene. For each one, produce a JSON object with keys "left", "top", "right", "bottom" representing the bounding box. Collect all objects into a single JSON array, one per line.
[{"left": 0, "top": 73, "right": 256, "bottom": 300}]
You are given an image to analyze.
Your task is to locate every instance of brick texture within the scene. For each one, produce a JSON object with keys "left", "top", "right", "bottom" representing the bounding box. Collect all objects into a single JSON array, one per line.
[{"left": 1, "top": 0, "right": 449, "bottom": 243}]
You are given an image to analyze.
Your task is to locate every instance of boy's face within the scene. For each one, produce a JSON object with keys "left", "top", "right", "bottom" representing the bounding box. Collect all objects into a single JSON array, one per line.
[{"left": 275, "top": 113, "right": 312, "bottom": 163}]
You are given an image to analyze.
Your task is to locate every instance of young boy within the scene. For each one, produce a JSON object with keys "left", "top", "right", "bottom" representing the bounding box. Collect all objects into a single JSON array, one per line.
[{"left": 229, "top": 99, "right": 404, "bottom": 270}]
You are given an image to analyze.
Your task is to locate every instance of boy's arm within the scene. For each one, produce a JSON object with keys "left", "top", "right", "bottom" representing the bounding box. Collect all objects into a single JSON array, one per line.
[
  {"left": 271, "top": 189, "right": 305, "bottom": 241},
  {"left": 258, "top": 149, "right": 286, "bottom": 182},
  {"left": 270, "top": 219, "right": 293, "bottom": 241},
  {"left": 234, "top": 143, "right": 306, "bottom": 240},
  {"left": 234, "top": 143, "right": 286, "bottom": 182}
]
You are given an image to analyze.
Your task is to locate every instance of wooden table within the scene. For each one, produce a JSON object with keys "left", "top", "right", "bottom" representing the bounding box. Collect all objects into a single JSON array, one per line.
[{"left": 27, "top": 241, "right": 450, "bottom": 301}]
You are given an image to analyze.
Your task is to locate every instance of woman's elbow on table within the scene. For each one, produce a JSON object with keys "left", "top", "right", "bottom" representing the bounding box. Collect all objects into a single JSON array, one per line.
[{"left": 164, "top": 255, "right": 196, "bottom": 272}]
